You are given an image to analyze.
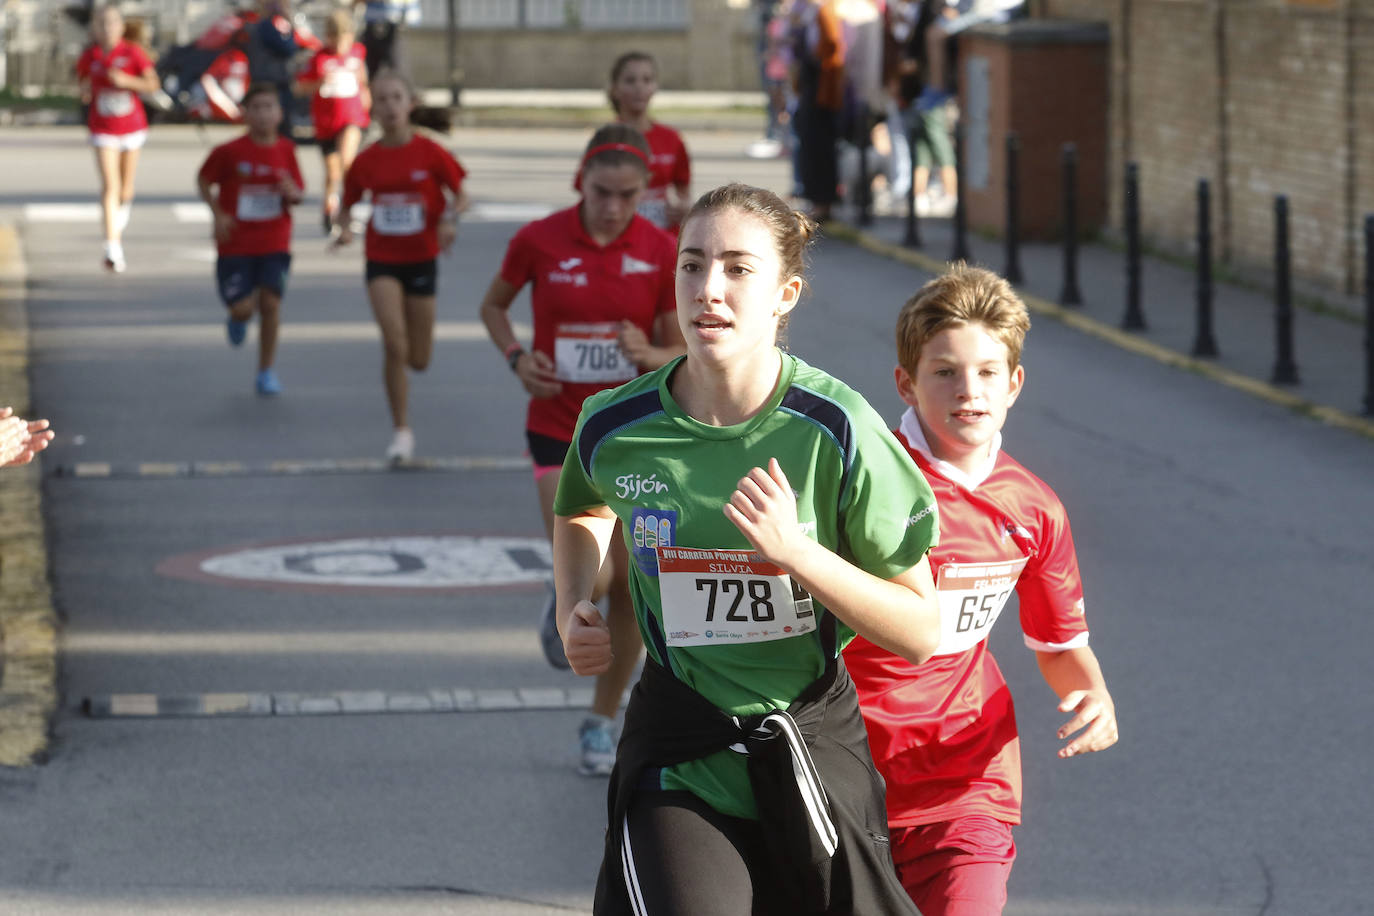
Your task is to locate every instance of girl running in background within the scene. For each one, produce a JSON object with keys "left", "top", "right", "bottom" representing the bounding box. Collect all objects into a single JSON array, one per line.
[
  {"left": 479, "top": 124, "right": 683, "bottom": 777},
  {"left": 335, "top": 70, "right": 468, "bottom": 462},
  {"left": 75, "top": 3, "right": 160, "bottom": 273},
  {"left": 553, "top": 183, "right": 940, "bottom": 914},
  {"left": 605, "top": 51, "right": 691, "bottom": 234},
  {"left": 296, "top": 9, "right": 371, "bottom": 234}
]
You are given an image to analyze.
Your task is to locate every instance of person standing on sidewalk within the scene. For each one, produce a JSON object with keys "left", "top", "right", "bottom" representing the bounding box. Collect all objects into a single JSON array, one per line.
[
  {"left": 792, "top": 0, "right": 846, "bottom": 222},
  {"left": 553, "top": 183, "right": 940, "bottom": 914},
  {"left": 75, "top": 3, "right": 160, "bottom": 274},
  {"left": 354, "top": 0, "right": 420, "bottom": 80},
  {"left": 846, "top": 264, "right": 1119, "bottom": 915},
  {"left": 335, "top": 70, "right": 469, "bottom": 462},
  {"left": 603, "top": 51, "right": 691, "bottom": 235},
  {"left": 479, "top": 125, "right": 683, "bottom": 777},
  {"left": 196, "top": 83, "right": 305, "bottom": 397}
]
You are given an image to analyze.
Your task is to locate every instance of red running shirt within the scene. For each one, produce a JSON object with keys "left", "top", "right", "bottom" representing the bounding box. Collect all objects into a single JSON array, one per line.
[
  {"left": 342, "top": 134, "right": 467, "bottom": 264},
  {"left": 76, "top": 40, "right": 153, "bottom": 136},
  {"left": 638, "top": 122, "right": 691, "bottom": 231},
  {"left": 297, "top": 45, "right": 369, "bottom": 141},
  {"left": 198, "top": 134, "right": 304, "bottom": 257},
  {"left": 845, "top": 407, "right": 1090, "bottom": 828},
  {"left": 499, "top": 206, "right": 677, "bottom": 441}
]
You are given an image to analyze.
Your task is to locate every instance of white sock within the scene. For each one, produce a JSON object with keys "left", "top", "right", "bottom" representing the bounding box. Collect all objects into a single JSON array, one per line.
[
  {"left": 103, "top": 239, "right": 124, "bottom": 261},
  {"left": 115, "top": 203, "right": 132, "bottom": 233}
]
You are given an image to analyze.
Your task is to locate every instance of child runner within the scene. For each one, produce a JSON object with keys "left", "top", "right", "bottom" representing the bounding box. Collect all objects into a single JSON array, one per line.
[
  {"left": 604, "top": 51, "right": 691, "bottom": 234},
  {"left": 845, "top": 263, "right": 1119, "bottom": 916},
  {"left": 336, "top": 69, "right": 468, "bottom": 462},
  {"left": 196, "top": 83, "right": 304, "bottom": 396},
  {"left": 75, "top": 3, "right": 160, "bottom": 273},
  {"left": 296, "top": 9, "right": 371, "bottom": 234},
  {"left": 554, "top": 183, "right": 941, "bottom": 914},
  {"left": 479, "top": 124, "right": 684, "bottom": 777}
]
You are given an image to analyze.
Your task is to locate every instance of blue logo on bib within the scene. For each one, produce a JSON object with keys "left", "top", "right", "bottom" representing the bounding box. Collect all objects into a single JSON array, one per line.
[{"left": 630, "top": 507, "right": 677, "bottom": 576}]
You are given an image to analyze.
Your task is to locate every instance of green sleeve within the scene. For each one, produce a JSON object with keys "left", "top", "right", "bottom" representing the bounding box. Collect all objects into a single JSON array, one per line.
[
  {"left": 552, "top": 409, "right": 606, "bottom": 517},
  {"left": 839, "top": 403, "right": 939, "bottom": 580}
]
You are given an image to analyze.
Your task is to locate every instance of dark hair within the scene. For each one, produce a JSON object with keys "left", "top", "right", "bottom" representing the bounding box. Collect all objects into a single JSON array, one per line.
[
  {"left": 581, "top": 123, "right": 651, "bottom": 176},
  {"left": 242, "top": 82, "right": 280, "bottom": 106},
  {"left": 607, "top": 51, "right": 657, "bottom": 116}
]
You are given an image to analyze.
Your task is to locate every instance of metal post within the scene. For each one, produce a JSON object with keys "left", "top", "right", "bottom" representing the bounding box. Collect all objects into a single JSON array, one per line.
[
  {"left": 1364, "top": 214, "right": 1374, "bottom": 415},
  {"left": 1004, "top": 132, "right": 1022, "bottom": 283},
  {"left": 1271, "top": 195, "right": 1299, "bottom": 385},
  {"left": 1059, "top": 143, "right": 1082, "bottom": 306},
  {"left": 951, "top": 122, "right": 970, "bottom": 262},
  {"left": 856, "top": 106, "right": 872, "bottom": 227},
  {"left": 446, "top": 0, "right": 462, "bottom": 108},
  {"left": 1192, "top": 178, "right": 1219, "bottom": 356},
  {"left": 1122, "top": 161, "right": 1146, "bottom": 330},
  {"left": 903, "top": 112, "right": 923, "bottom": 249}
]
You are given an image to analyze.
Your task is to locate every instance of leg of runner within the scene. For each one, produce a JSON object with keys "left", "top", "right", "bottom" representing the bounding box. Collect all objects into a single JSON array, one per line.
[
  {"left": 225, "top": 290, "right": 257, "bottom": 351},
  {"left": 255, "top": 287, "right": 282, "bottom": 395},
  {"left": 367, "top": 274, "right": 413, "bottom": 459},
  {"left": 402, "top": 291, "right": 435, "bottom": 373},
  {"left": 94, "top": 145, "right": 124, "bottom": 271},
  {"left": 117, "top": 146, "right": 140, "bottom": 233},
  {"left": 322, "top": 148, "right": 343, "bottom": 233}
]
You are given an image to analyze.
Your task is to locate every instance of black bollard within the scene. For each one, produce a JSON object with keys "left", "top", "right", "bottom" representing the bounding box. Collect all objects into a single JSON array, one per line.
[
  {"left": 950, "top": 122, "right": 970, "bottom": 262},
  {"left": 1122, "top": 161, "right": 1146, "bottom": 330},
  {"left": 1364, "top": 215, "right": 1373, "bottom": 415},
  {"left": 855, "top": 106, "right": 873, "bottom": 227},
  {"left": 1059, "top": 143, "right": 1082, "bottom": 306},
  {"left": 903, "top": 113, "right": 924, "bottom": 249},
  {"left": 1004, "top": 133, "right": 1023, "bottom": 283},
  {"left": 1271, "top": 195, "right": 1300, "bottom": 385},
  {"left": 1192, "top": 178, "right": 1219, "bottom": 357}
]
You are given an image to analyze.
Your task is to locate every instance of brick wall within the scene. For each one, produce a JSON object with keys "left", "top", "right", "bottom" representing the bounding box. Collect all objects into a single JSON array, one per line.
[{"left": 1041, "top": 0, "right": 1372, "bottom": 296}]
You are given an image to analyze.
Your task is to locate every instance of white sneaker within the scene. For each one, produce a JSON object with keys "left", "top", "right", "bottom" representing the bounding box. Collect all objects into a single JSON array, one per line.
[
  {"left": 103, "top": 240, "right": 126, "bottom": 274},
  {"left": 385, "top": 428, "right": 414, "bottom": 463},
  {"left": 915, "top": 193, "right": 932, "bottom": 218}
]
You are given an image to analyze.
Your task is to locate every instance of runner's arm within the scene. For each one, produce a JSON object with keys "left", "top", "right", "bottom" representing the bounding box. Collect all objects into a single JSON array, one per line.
[
  {"left": 1036, "top": 645, "right": 1118, "bottom": 758},
  {"left": 727, "top": 457, "right": 941, "bottom": 664},
  {"left": 110, "top": 65, "right": 160, "bottom": 95},
  {"left": 553, "top": 507, "right": 618, "bottom": 676},
  {"left": 197, "top": 172, "right": 235, "bottom": 242},
  {"left": 479, "top": 275, "right": 561, "bottom": 398}
]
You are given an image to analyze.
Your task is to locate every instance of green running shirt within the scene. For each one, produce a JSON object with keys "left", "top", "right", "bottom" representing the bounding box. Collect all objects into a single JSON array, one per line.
[{"left": 555, "top": 352, "right": 939, "bottom": 819}]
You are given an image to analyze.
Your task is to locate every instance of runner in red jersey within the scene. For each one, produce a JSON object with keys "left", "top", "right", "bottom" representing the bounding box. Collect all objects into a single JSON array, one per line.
[
  {"left": 75, "top": 5, "right": 160, "bottom": 273},
  {"left": 296, "top": 9, "right": 371, "bottom": 234},
  {"left": 845, "top": 264, "right": 1119, "bottom": 916},
  {"left": 605, "top": 51, "right": 691, "bottom": 234},
  {"left": 479, "top": 124, "right": 683, "bottom": 776},
  {"left": 197, "top": 84, "right": 304, "bottom": 397},
  {"left": 335, "top": 70, "right": 468, "bottom": 462}
]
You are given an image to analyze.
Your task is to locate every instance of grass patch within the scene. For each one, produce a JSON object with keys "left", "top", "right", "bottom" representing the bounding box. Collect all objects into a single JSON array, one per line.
[{"left": 0, "top": 87, "right": 81, "bottom": 110}]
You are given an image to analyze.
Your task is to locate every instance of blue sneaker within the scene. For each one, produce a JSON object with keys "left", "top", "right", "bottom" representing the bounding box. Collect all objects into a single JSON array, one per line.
[
  {"left": 226, "top": 316, "right": 247, "bottom": 347},
  {"left": 578, "top": 715, "right": 617, "bottom": 777},
  {"left": 255, "top": 368, "right": 281, "bottom": 396}
]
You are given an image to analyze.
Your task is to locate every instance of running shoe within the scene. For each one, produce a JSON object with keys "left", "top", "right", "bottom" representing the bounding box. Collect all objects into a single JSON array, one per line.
[
  {"left": 385, "top": 427, "right": 415, "bottom": 463},
  {"left": 578, "top": 715, "right": 617, "bottom": 777},
  {"left": 226, "top": 316, "right": 247, "bottom": 347},
  {"left": 539, "top": 589, "right": 570, "bottom": 670},
  {"left": 103, "top": 241, "right": 126, "bottom": 274},
  {"left": 255, "top": 368, "right": 281, "bottom": 396}
]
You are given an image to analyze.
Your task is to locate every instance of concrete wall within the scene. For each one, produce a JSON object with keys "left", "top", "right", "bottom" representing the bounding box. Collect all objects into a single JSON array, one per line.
[{"left": 1040, "top": 0, "right": 1372, "bottom": 296}]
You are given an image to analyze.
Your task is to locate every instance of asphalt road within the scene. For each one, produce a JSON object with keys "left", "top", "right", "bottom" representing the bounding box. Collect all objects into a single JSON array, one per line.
[{"left": 1, "top": 124, "right": 1372, "bottom": 915}]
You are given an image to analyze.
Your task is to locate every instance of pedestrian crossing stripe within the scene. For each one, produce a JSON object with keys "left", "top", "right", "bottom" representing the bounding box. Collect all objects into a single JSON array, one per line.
[
  {"left": 22, "top": 201, "right": 555, "bottom": 225},
  {"left": 83, "top": 685, "right": 616, "bottom": 719},
  {"left": 52, "top": 455, "right": 532, "bottom": 479}
]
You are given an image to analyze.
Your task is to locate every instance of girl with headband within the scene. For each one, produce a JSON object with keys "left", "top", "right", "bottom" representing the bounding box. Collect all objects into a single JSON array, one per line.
[
  {"left": 480, "top": 123, "right": 684, "bottom": 777},
  {"left": 605, "top": 51, "right": 691, "bottom": 234}
]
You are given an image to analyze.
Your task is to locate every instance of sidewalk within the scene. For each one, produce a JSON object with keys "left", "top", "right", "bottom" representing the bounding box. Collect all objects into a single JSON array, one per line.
[{"left": 828, "top": 204, "right": 1374, "bottom": 440}]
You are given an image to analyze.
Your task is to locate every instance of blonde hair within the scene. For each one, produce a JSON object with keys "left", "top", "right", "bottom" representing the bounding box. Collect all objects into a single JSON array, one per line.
[
  {"left": 326, "top": 9, "right": 354, "bottom": 40},
  {"left": 896, "top": 263, "right": 1031, "bottom": 372}
]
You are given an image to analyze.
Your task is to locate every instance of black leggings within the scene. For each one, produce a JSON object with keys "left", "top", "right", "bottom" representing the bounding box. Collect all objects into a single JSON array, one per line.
[{"left": 621, "top": 790, "right": 789, "bottom": 916}]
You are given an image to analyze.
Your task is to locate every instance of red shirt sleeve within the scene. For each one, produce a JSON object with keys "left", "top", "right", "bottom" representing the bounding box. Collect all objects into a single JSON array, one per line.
[
  {"left": 128, "top": 43, "right": 154, "bottom": 73},
  {"left": 296, "top": 52, "right": 322, "bottom": 84},
  {"left": 1016, "top": 496, "right": 1089, "bottom": 650},
  {"left": 75, "top": 45, "right": 94, "bottom": 79},
  {"left": 671, "top": 132, "right": 691, "bottom": 188},
  {"left": 434, "top": 144, "right": 466, "bottom": 195},
  {"left": 198, "top": 144, "right": 225, "bottom": 187},
  {"left": 499, "top": 225, "right": 536, "bottom": 289}
]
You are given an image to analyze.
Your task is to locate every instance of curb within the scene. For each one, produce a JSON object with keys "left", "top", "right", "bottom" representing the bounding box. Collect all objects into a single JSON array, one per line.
[
  {"left": 0, "top": 222, "right": 58, "bottom": 767},
  {"left": 826, "top": 221, "right": 1374, "bottom": 442}
]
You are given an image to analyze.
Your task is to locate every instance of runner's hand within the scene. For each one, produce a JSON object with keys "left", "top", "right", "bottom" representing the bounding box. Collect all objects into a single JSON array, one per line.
[
  {"left": 278, "top": 175, "right": 303, "bottom": 206},
  {"left": 332, "top": 224, "right": 354, "bottom": 249},
  {"left": 213, "top": 211, "right": 236, "bottom": 244},
  {"left": 724, "top": 457, "right": 806, "bottom": 567},
  {"left": 515, "top": 350, "right": 562, "bottom": 399},
  {"left": 0, "top": 410, "right": 51, "bottom": 467},
  {"left": 565, "top": 600, "right": 612, "bottom": 676},
  {"left": 616, "top": 321, "right": 653, "bottom": 366},
  {"left": 1055, "top": 687, "right": 1118, "bottom": 758},
  {"left": 437, "top": 220, "right": 457, "bottom": 253}
]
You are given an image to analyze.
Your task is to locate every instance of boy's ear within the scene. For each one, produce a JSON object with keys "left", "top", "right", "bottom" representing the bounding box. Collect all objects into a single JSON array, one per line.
[
  {"left": 894, "top": 364, "right": 919, "bottom": 408},
  {"left": 1007, "top": 363, "right": 1026, "bottom": 407}
]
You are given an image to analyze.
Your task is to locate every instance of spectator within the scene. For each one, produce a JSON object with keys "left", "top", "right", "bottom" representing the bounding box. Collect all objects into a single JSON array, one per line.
[
  {"left": 0, "top": 409, "right": 53, "bottom": 468},
  {"left": 792, "top": 0, "right": 846, "bottom": 222},
  {"left": 354, "top": 0, "right": 420, "bottom": 81}
]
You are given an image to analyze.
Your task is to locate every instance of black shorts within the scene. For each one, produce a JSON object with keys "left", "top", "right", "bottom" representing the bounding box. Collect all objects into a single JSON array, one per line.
[
  {"left": 526, "top": 431, "right": 570, "bottom": 470},
  {"left": 366, "top": 259, "right": 437, "bottom": 297},
  {"left": 316, "top": 125, "right": 361, "bottom": 157},
  {"left": 216, "top": 252, "right": 291, "bottom": 306}
]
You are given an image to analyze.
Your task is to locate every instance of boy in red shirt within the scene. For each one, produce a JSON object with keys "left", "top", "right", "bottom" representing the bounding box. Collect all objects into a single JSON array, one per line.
[
  {"left": 75, "top": 4, "right": 160, "bottom": 273},
  {"left": 296, "top": 9, "right": 370, "bottom": 233},
  {"left": 846, "top": 264, "right": 1119, "bottom": 915},
  {"left": 197, "top": 83, "right": 305, "bottom": 396}
]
